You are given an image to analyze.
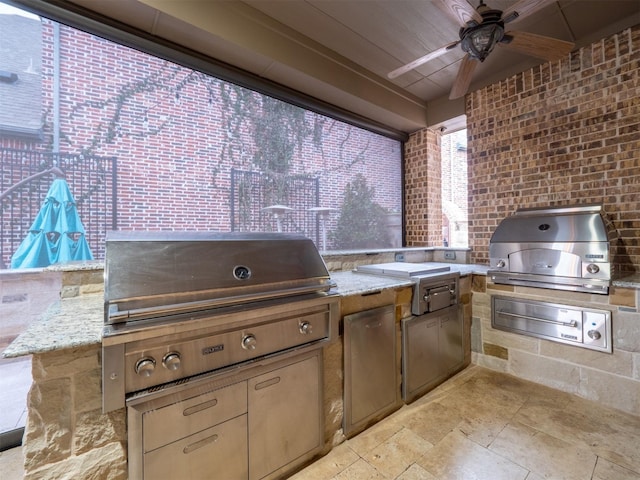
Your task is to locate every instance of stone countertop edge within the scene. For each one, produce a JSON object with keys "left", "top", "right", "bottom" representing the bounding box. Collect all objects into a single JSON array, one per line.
[
  {"left": 4, "top": 265, "right": 638, "bottom": 359},
  {"left": 3, "top": 293, "right": 104, "bottom": 358}
]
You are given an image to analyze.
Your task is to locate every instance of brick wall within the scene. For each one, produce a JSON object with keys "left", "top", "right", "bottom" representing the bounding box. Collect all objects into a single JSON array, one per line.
[
  {"left": 465, "top": 25, "right": 640, "bottom": 273},
  {"left": 404, "top": 128, "right": 443, "bottom": 246}
]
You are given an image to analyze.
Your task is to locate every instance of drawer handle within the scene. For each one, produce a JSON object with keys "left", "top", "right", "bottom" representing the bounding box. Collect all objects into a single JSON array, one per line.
[
  {"left": 183, "top": 434, "right": 219, "bottom": 454},
  {"left": 498, "top": 310, "right": 577, "bottom": 328},
  {"left": 254, "top": 376, "right": 280, "bottom": 390},
  {"left": 183, "top": 398, "right": 218, "bottom": 416}
]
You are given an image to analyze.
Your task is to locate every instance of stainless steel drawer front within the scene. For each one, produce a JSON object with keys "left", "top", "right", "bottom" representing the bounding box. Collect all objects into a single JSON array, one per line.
[
  {"left": 143, "top": 381, "right": 247, "bottom": 452},
  {"left": 492, "top": 296, "right": 611, "bottom": 353}
]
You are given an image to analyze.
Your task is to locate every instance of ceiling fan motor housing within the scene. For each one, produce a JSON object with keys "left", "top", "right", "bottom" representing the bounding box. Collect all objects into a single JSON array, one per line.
[{"left": 459, "top": 7, "right": 505, "bottom": 61}]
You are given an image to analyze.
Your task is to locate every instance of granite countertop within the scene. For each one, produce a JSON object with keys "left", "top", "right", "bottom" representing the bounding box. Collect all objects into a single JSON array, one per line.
[
  {"left": 5, "top": 271, "right": 419, "bottom": 358},
  {"left": 2, "top": 263, "right": 488, "bottom": 358},
  {"left": 4, "top": 263, "right": 637, "bottom": 359},
  {"left": 3, "top": 293, "right": 103, "bottom": 358}
]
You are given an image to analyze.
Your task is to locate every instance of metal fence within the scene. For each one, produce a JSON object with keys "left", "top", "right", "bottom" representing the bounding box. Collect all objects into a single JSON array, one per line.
[
  {"left": 230, "top": 168, "right": 320, "bottom": 243},
  {"left": 0, "top": 148, "right": 117, "bottom": 268}
]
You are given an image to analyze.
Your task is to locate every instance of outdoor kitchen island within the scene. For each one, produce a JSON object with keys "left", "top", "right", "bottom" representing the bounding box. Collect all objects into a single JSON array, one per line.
[{"left": 3, "top": 260, "right": 480, "bottom": 480}]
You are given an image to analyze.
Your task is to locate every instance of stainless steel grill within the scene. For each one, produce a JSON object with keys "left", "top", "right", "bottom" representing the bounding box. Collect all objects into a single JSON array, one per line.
[
  {"left": 101, "top": 231, "right": 339, "bottom": 412},
  {"left": 101, "top": 231, "right": 340, "bottom": 479},
  {"left": 488, "top": 204, "right": 613, "bottom": 294}
]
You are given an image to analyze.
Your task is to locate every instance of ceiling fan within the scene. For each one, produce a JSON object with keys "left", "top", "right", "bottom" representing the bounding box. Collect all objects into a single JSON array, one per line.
[{"left": 388, "top": 0, "right": 574, "bottom": 99}]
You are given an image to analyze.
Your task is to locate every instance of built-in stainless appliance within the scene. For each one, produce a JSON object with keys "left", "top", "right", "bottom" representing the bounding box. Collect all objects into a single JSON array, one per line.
[
  {"left": 354, "top": 262, "right": 457, "bottom": 316},
  {"left": 101, "top": 231, "right": 339, "bottom": 480},
  {"left": 343, "top": 305, "right": 398, "bottom": 437},
  {"left": 488, "top": 204, "right": 612, "bottom": 294},
  {"left": 492, "top": 296, "right": 612, "bottom": 353},
  {"left": 353, "top": 263, "right": 464, "bottom": 403}
]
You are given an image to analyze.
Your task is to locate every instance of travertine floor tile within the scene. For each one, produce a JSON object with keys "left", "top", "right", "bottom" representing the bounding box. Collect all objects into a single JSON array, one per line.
[
  {"left": 287, "top": 367, "right": 640, "bottom": 480},
  {"left": 515, "top": 394, "right": 640, "bottom": 473},
  {"left": 592, "top": 458, "right": 640, "bottom": 480},
  {"left": 417, "top": 429, "right": 529, "bottom": 480},
  {"left": 332, "top": 458, "right": 384, "bottom": 480},
  {"left": 395, "top": 463, "right": 437, "bottom": 480},
  {"left": 395, "top": 400, "right": 462, "bottom": 445},
  {"left": 289, "top": 443, "right": 359, "bottom": 480},
  {"left": 345, "top": 414, "right": 404, "bottom": 458},
  {"left": 524, "top": 472, "right": 545, "bottom": 480},
  {"left": 0, "top": 447, "right": 24, "bottom": 480},
  {"left": 363, "top": 427, "right": 433, "bottom": 479},
  {"left": 489, "top": 421, "right": 597, "bottom": 480}
]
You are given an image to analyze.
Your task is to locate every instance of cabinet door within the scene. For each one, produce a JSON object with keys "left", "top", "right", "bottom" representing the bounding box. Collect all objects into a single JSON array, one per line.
[
  {"left": 344, "top": 304, "right": 398, "bottom": 436},
  {"left": 402, "top": 314, "right": 440, "bottom": 402},
  {"left": 439, "top": 304, "right": 464, "bottom": 374},
  {"left": 248, "top": 352, "right": 322, "bottom": 480}
]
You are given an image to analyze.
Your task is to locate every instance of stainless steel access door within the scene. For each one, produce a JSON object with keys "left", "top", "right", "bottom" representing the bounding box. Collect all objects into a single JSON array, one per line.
[
  {"left": 343, "top": 304, "right": 399, "bottom": 437},
  {"left": 402, "top": 304, "right": 463, "bottom": 403}
]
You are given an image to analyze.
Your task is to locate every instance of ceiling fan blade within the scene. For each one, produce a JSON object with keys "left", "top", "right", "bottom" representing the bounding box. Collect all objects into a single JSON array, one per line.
[
  {"left": 449, "top": 54, "right": 478, "bottom": 99},
  {"left": 433, "top": 0, "right": 482, "bottom": 27},
  {"left": 502, "top": 0, "right": 556, "bottom": 24},
  {"left": 500, "top": 31, "right": 574, "bottom": 61},
  {"left": 388, "top": 41, "right": 459, "bottom": 79}
]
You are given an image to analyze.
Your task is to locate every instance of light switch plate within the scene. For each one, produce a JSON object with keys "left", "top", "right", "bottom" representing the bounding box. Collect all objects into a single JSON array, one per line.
[{"left": 444, "top": 251, "right": 456, "bottom": 260}]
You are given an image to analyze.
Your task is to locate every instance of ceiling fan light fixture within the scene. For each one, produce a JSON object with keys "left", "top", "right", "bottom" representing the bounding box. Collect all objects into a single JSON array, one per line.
[{"left": 461, "top": 23, "right": 504, "bottom": 61}]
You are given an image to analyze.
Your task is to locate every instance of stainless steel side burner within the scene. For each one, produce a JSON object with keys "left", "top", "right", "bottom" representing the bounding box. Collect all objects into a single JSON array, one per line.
[{"left": 354, "top": 262, "right": 458, "bottom": 315}]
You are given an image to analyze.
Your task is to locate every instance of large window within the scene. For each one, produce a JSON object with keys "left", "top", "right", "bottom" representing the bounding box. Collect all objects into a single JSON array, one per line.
[
  {"left": 441, "top": 130, "right": 468, "bottom": 247},
  {"left": 1, "top": 0, "right": 404, "bottom": 446},
  {"left": 0, "top": 2, "right": 403, "bottom": 269}
]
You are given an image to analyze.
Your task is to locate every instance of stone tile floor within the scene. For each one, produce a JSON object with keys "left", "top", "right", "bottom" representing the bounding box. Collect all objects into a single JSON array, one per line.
[
  {"left": 290, "top": 366, "right": 640, "bottom": 480},
  {"left": 0, "top": 356, "right": 31, "bottom": 434},
  {"left": 2, "top": 365, "right": 639, "bottom": 479}
]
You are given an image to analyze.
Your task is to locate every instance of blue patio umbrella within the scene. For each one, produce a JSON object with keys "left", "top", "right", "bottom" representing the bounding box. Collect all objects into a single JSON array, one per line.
[{"left": 11, "top": 178, "right": 94, "bottom": 269}]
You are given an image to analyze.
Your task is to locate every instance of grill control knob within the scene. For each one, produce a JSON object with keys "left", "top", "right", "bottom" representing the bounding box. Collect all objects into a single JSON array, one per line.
[
  {"left": 242, "top": 334, "right": 257, "bottom": 350},
  {"left": 299, "top": 321, "right": 313, "bottom": 335},
  {"left": 496, "top": 259, "right": 506, "bottom": 268},
  {"left": 586, "top": 264, "right": 600, "bottom": 274},
  {"left": 162, "top": 352, "right": 181, "bottom": 371},
  {"left": 135, "top": 357, "right": 156, "bottom": 377},
  {"left": 587, "top": 330, "right": 601, "bottom": 340}
]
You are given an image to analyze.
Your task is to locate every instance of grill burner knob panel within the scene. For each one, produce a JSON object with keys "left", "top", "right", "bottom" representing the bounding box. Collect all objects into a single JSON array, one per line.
[
  {"left": 586, "top": 264, "right": 600, "bottom": 274},
  {"left": 299, "top": 321, "right": 313, "bottom": 335},
  {"left": 135, "top": 357, "right": 156, "bottom": 377},
  {"left": 496, "top": 259, "right": 506, "bottom": 268},
  {"left": 242, "top": 334, "right": 257, "bottom": 350},
  {"left": 162, "top": 352, "right": 181, "bottom": 371}
]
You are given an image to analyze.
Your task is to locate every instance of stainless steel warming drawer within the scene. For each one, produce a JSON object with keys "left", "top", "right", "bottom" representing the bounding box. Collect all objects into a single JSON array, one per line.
[{"left": 492, "top": 296, "right": 612, "bottom": 353}]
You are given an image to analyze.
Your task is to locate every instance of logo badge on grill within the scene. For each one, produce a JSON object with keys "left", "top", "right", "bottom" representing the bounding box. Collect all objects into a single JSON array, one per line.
[
  {"left": 202, "top": 344, "right": 224, "bottom": 355},
  {"left": 233, "top": 265, "right": 251, "bottom": 280}
]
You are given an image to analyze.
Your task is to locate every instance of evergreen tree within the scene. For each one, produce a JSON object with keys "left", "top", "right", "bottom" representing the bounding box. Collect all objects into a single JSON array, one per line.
[{"left": 331, "top": 174, "right": 390, "bottom": 249}]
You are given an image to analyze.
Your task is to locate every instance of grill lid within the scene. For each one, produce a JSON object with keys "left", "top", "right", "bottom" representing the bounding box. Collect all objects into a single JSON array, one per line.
[
  {"left": 489, "top": 204, "right": 608, "bottom": 244},
  {"left": 104, "top": 231, "right": 333, "bottom": 324}
]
